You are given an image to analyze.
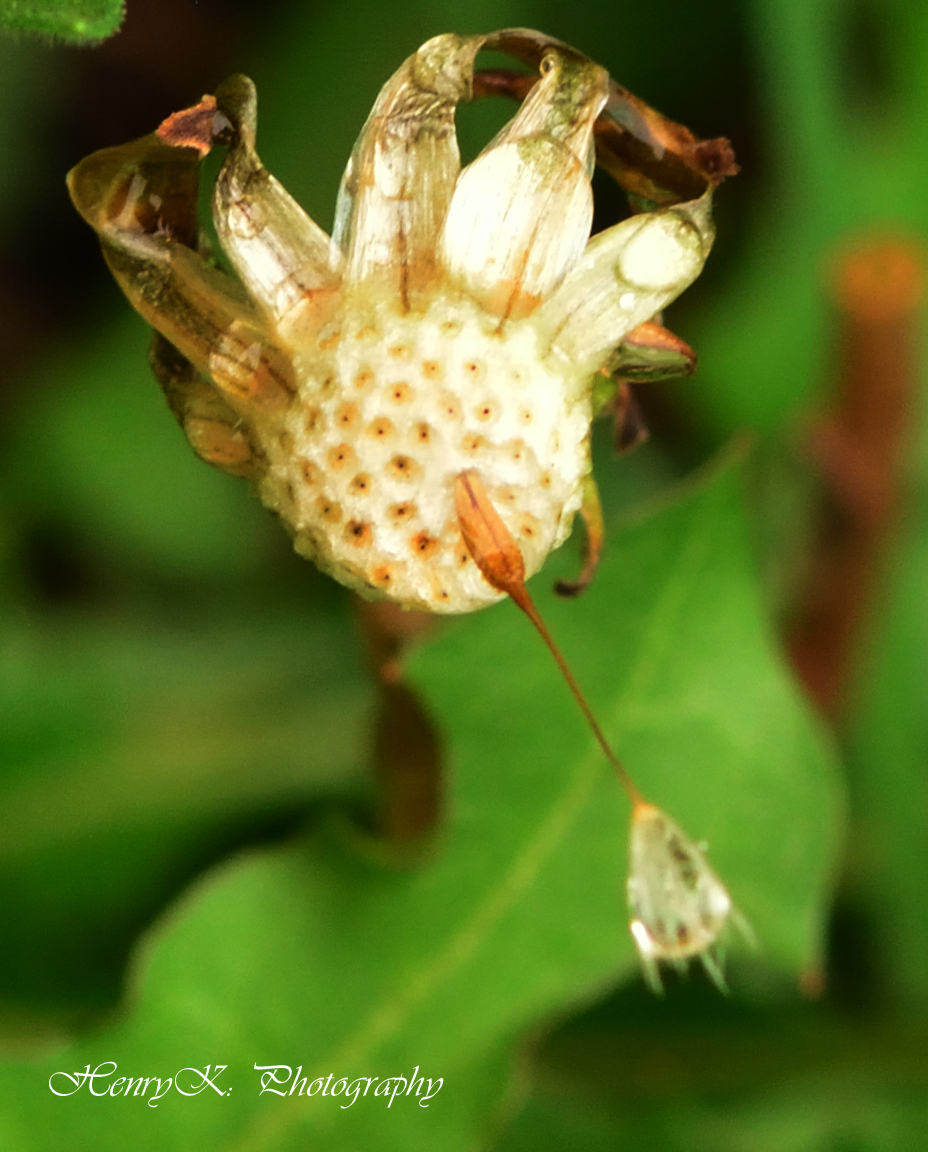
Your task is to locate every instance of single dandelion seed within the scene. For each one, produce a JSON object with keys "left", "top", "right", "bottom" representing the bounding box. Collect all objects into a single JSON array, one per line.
[
  {"left": 454, "top": 469, "right": 747, "bottom": 990},
  {"left": 627, "top": 801, "right": 743, "bottom": 993}
]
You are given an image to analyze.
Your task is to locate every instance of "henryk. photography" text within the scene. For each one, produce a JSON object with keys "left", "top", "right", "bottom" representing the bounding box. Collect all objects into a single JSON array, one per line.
[{"left": 47, "top": 1062, "right": 443, "bottom": 1109}]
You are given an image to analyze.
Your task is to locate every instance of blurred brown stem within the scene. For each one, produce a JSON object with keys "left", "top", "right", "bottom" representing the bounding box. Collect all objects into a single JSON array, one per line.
[
  {"left": 353, "top": 598, "right": 443, "bottom": 843},
  {"left": 787, "top": 238, "right": 923, "bottom": 720}
]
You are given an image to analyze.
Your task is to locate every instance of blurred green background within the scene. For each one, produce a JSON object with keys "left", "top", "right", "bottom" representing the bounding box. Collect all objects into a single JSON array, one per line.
[{"left": 0, "top": 0, "right": 926, "bottom": 1149}]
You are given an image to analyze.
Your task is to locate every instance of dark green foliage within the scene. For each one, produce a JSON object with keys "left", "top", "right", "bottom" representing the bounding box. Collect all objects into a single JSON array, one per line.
[{"left": 0, "top": 0, "right": 927, "bottom": 1148}]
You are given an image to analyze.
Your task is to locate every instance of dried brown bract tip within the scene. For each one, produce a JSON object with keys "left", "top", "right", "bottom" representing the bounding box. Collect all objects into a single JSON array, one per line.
[{"left": 157, "top": 95, "right": 230, "bottom": 157}]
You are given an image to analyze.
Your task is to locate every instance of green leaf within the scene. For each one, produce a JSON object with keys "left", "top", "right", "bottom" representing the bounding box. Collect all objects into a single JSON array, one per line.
[
  {"left": 0, "top": 464, "right": 843, "bottom": 1150},
  {"left": 0, "top": 0, "right": 123, "bottom": 43},
  {"left": 414, "top": 460, "right": 844, "bottom": 978},
  {"left": 0, "top": 605, "right": 371, "bottom": 1022}
]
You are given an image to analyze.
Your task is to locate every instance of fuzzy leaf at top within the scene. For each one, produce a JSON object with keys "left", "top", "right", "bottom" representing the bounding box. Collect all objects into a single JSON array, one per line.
[{"left": 0, "top": 0, "right": 123, "bottom": 43}]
